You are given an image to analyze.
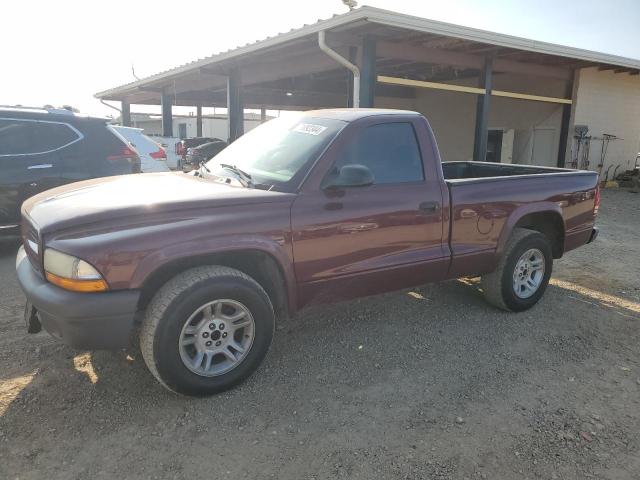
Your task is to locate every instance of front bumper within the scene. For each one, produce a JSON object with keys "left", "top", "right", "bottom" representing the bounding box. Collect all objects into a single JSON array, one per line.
[{"left": 16, "top": 247, "right": 140, "bottom": 349}]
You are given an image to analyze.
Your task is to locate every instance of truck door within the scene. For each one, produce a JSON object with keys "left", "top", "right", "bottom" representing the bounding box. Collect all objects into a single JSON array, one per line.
[{"left": 291, "top": 116, "right": 448, "bottom": 306}]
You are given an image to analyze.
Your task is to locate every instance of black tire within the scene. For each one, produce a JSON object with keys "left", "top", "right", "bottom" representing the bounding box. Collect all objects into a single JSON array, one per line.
[
  {"left": 481, "top": 228, "right": 553, "bottom": 312},
  {"left": 140, "top": 266, "right": 274, "bottom": 396}
]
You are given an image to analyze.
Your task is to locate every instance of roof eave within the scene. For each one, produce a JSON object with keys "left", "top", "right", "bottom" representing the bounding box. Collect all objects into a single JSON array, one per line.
[
  {"left": 94, "top": 8, "right": 372, "bottom": 100},
  {"left": 95, "top": 6, "right": 640, "bottom": 101},
  {"left": 364, "top": 7, "right": 640, "bottom": 70}
]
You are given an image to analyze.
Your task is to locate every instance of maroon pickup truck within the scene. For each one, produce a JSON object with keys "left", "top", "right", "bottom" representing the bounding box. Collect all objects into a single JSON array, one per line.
[{"left": 16, "top": 109, "right": 599, "bottom": 396}]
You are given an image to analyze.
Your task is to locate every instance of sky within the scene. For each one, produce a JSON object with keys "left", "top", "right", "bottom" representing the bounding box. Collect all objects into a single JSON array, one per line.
[{"left": 2, "top": 0, "right": 639, "bottom": 117}]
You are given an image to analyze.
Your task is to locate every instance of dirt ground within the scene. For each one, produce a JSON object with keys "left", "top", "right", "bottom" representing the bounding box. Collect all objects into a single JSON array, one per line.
[{"left": 0, "top": 189, "right": 639, "bottom": 480}]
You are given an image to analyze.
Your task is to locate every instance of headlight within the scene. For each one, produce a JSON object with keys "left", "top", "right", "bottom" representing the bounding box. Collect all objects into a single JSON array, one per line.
[{"left": 43, "top": 249, "right": 108, "bottom": 292}]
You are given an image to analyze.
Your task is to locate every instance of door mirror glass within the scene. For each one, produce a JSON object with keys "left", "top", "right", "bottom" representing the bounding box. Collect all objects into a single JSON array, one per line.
[{"left": 323, "top": 164, "right": 374, "bottom": 189}]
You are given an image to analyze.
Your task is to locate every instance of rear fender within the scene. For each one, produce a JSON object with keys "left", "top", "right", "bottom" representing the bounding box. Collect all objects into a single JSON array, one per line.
[{"left": 496, "top": 202, "right": 565, "bottom": 257}]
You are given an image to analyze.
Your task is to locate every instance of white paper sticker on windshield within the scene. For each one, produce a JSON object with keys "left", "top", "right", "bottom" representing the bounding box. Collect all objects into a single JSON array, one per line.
[{"left": 293, "top": 123, "right": 327, "bottom": 136}]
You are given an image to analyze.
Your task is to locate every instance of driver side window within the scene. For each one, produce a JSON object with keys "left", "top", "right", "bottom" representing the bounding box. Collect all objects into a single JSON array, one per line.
[{"left": 325, "top": 122, "right": 424, "bottom": 186}]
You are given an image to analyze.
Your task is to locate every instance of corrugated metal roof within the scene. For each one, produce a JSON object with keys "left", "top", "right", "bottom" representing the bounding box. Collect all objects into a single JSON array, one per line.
[
  {"left": 95, "top": 10, "right": 359, "bottom": 98},
  {"left": 96, "top": 6, "right": 640, "bottom": 99}
]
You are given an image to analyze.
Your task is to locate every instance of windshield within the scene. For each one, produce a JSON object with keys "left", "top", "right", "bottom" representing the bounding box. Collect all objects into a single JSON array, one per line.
[{"left": 205, "top": 115, "right": 346, "bottom": 190}]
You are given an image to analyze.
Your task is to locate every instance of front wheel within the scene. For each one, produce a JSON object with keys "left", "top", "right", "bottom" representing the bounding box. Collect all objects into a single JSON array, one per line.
[
  {"left": 481, "top": 228, "right": 553, "bottom": 312},
  {"left": 140, "top": 266, "right": 275, "bottom": 396}
]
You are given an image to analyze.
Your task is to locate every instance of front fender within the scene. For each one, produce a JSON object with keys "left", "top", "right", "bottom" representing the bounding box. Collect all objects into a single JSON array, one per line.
[
  {"left": 130, "top": 233, "right": 297, "bottom": 311},
  {"left": 46, "top": 201, "right": 297, "bottom": 310}
]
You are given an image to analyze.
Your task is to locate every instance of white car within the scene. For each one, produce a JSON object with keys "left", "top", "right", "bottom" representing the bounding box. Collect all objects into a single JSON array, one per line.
[
  {"left": 113, "top": 126, "right": 170, "bottom": 173},
  {"left": 152, "top": 136, "right": 182, "bottom": 170}
]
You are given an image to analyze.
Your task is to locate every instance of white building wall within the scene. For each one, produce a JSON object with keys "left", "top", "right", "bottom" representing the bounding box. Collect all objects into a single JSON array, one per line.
[
  {"left": 132, "top": 116, "right": 264, "bottom": 141},
  {"left": 573, "top": 67, "right": 640, "bottom": 174},
  {"left": 172, "top": 117, "right": 264, "bottom": 139}
]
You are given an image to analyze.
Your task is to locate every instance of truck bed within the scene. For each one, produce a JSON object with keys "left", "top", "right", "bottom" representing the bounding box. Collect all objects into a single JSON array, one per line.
[
  {"left": 442, "top": 161, "right": 583, "bottom": 181},
  {"left": 441, "top": 161, "right": 599, "bottom": 279}
]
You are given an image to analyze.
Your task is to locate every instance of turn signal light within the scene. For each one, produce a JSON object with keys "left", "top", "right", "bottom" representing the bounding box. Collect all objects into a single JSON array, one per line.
[{"left": 45, "top": 272, "right": 109, "bottom": 292}]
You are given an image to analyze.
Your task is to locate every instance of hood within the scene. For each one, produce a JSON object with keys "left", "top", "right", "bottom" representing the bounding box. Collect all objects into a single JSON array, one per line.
[{"left": 23, "top": 172, "right": 294, "bottom": 234}]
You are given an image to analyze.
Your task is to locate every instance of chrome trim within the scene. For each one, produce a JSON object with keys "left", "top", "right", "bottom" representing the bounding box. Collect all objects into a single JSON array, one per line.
[
  {"left": 15, "top": 246, "right": 27, "bottom": 270},
  {"left": 27, "top": 164, "right": 53, "bottom": 169},
  {"left": 27, "top": 239, "right": 39, "bottom": 255}
]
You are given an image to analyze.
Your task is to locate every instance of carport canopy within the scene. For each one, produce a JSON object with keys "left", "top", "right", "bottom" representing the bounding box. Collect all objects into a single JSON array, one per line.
[{"left": 95, "top": 6, "right": 640, "bottom": 164}]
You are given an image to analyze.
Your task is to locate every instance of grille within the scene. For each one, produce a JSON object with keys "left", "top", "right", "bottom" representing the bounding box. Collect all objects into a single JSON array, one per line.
[{"left": 21, "top": 219, "right": 42, "bottom": 273}]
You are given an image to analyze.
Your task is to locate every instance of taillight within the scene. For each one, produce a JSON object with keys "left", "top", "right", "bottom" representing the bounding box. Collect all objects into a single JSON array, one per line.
[
  {"left": 593, "top": 185, "right": 601, "bottom": 215},
  {"left": 107, "top": 146, "right": 138, "bottom": 162},
  {"left": 150, "top": 147, "right": 167, "bottom": 160},
  {"left": 107, "top": 146, "right": 140, "bottom": 172}
]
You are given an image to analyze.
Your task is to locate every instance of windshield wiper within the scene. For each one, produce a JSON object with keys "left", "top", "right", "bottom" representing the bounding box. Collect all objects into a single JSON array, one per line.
[
  {"left": 219, "top": 164, "right": 253, "bottom": 187},
  {"left": 197, "top": 161, "right": 211, "bottom": 177}
]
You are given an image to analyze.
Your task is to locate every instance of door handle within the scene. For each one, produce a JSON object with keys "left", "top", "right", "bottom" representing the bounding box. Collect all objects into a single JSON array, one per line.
[
  {"left": 27, "top": 164, "right": 53, "bottom": 170},
  {"left": 419, "top": 201, "right": 439, "bottom": 212}
]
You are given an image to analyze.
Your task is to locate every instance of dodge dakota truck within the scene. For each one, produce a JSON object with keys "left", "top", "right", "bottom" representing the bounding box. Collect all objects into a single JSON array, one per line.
[{"left": 16, "top": 109, "right": 600, "bottom": 396}]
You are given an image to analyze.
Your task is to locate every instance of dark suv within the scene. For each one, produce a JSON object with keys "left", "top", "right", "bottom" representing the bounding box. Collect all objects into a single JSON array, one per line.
[
  {"left": 176, "top": 137, "right": 219, "bottom": 170},
  {"left": 182, "top": 139, "right": 227, "bottom": 171},
  {"left": 0, "top": 106, "right": 140, "bottom": 234}
]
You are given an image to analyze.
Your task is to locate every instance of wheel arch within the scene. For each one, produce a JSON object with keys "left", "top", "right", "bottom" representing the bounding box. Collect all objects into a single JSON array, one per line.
[
  {"left": 497, "top": 204, "right": 566, "bottom": 259},
  {"left": 136, "top": 248, "right": 293, "bottom": 318}
]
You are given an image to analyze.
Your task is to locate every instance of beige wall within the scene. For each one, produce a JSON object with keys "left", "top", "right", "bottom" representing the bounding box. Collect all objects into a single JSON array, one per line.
[
  {"left": 375, "top": 72, "right": 564, "bottom": 165},
  {"left": 490, "top": 97, "right": 562, "bottom": 166},
  {"left": 573, "top": 67, "right": 640, "bottom": 174}
]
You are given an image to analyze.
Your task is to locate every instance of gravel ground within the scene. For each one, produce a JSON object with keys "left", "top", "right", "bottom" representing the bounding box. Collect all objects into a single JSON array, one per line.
[{"left": 0, "top": 189, "right": 639, "bottom": 480}]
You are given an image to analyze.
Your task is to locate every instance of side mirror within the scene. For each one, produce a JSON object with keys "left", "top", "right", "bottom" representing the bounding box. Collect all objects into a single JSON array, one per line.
[{"left": 324, "top": 164, "right": 374, "bottom": 189}]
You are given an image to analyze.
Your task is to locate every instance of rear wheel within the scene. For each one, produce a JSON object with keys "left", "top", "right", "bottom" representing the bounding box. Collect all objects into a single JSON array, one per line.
[
  {"left": 481, "top": 228, "right": 553, "bottom": 312},
  {"left": 140, "top": 266, "right": 274, "bottom": 396}
]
